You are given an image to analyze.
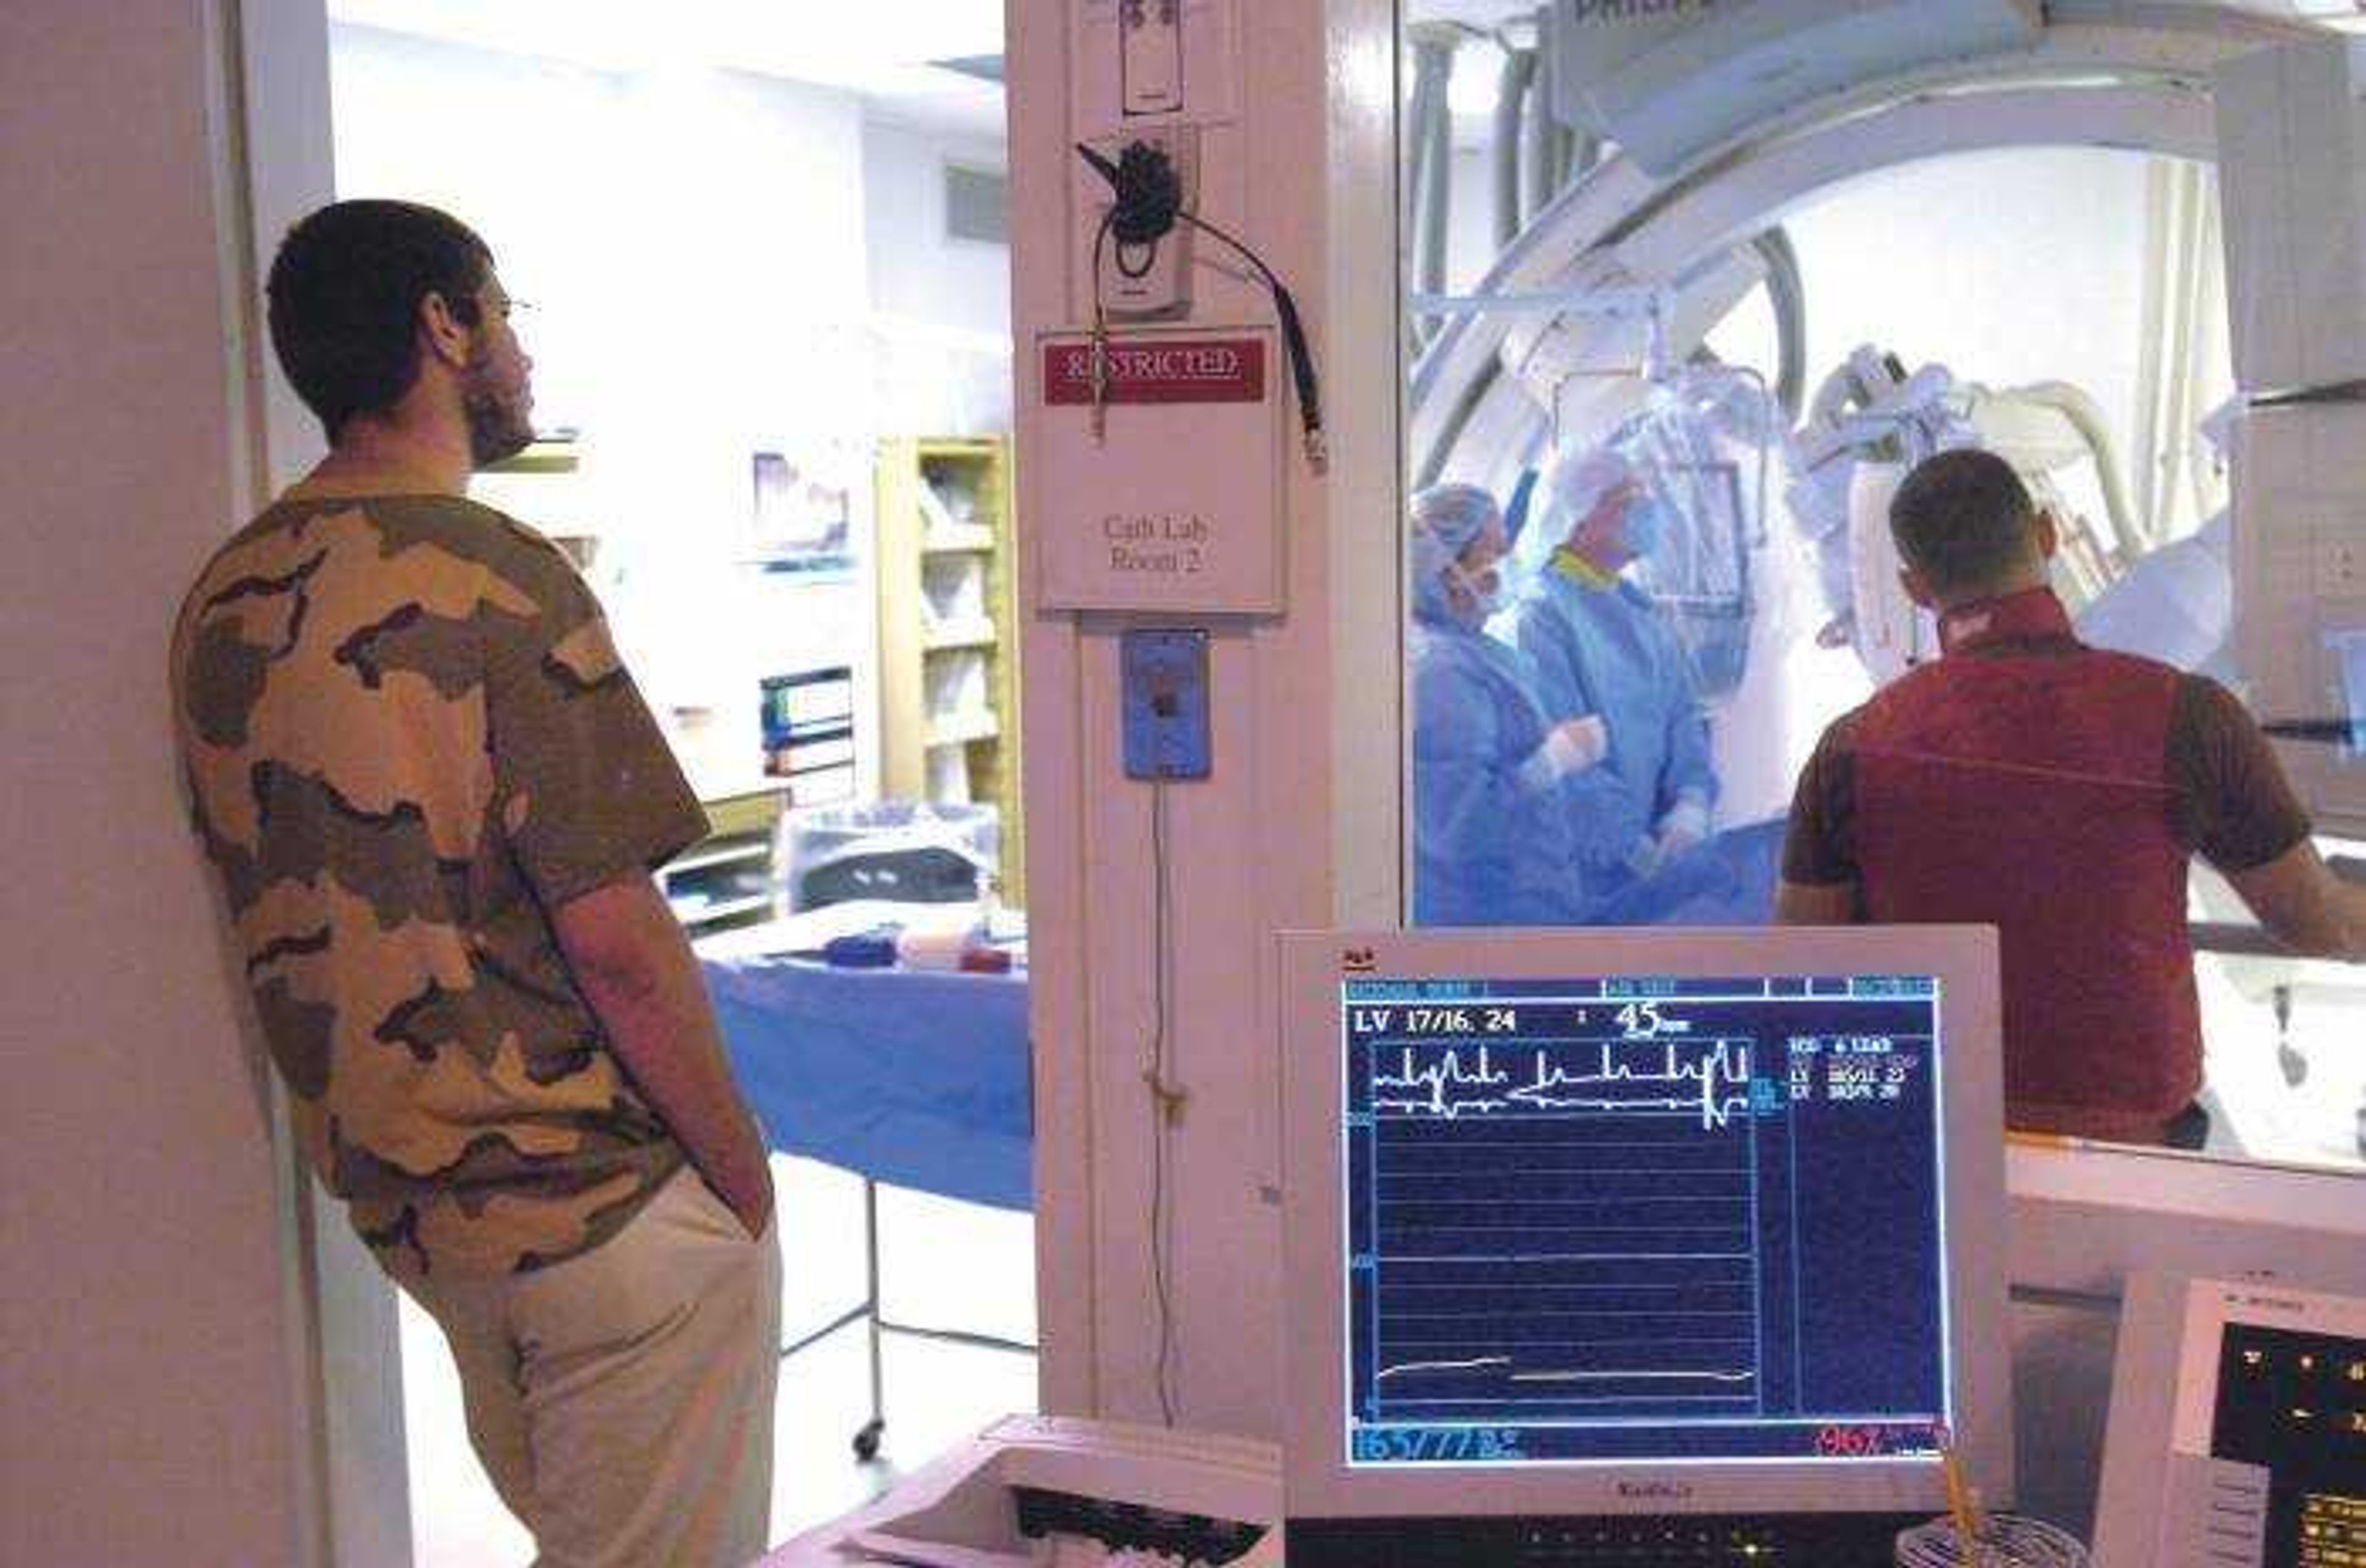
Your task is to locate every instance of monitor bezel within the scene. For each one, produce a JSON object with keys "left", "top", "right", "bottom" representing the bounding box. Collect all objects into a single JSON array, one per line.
[{"left": 1279, "top": 924, "right": 2012, "bottom": 1520}]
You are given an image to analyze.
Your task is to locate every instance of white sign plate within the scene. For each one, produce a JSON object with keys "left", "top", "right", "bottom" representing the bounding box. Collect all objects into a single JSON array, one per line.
[{"left": 1031, "top": 324, "right": 1286, "bottom": 615}]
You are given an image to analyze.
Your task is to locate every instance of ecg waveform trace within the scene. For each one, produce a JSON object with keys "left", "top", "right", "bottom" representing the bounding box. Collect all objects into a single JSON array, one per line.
[
  {"left": 1360, "top": 1032, "right": 1764, "bottom": 1423},
  {"left": 1371, "top": 1040, "right": 1755, "bottom": 1131},
  {"left": 1375, "top": 1356, "right": 1755, "bottom": 1387}
]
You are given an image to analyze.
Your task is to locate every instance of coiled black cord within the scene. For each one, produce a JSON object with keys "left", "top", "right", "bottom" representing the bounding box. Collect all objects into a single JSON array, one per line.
[{"left": 1077, "top": 140, "right": 1327, "bottom": 471}]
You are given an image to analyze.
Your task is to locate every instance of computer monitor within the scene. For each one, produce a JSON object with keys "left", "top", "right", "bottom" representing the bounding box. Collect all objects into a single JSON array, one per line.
[
  {"left": 1278, "top": 926, "right": 2012, "bottom": 1564},
  {"left": 2094, "top": 1272, "right": 2366, "bottom": 1567}
]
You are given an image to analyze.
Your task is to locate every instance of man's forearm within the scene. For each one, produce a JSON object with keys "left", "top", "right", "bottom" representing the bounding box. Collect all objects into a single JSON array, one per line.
[
  {"left": 2226, "top": 843, "right": 2366, "bottom": 964},
  {"left": 557, "top": 879, "right": 774, "bottom": 1233},
  {"left": 2325, "top": 881, "right": 2366, "bottom": 962},
  {"left": 1774, "top": 877, "right": 1858, "bottom": 925}
]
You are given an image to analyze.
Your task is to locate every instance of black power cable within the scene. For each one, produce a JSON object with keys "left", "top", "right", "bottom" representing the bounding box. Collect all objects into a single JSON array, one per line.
[
  {"left": 1077, "top": 139, "right": 1328, "bottom": 472},
  {"left": 1101, "top": 139, "right": 1182, "bottom": 256}
]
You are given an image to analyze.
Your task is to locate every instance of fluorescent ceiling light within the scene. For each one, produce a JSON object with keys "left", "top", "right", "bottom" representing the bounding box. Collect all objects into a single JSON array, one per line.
[
  {"left": 933, "top": 54, "right": 1005, "bottom": 84},
  {"left": 328, "top": 0, "right": 1004, "bottom": 95}
]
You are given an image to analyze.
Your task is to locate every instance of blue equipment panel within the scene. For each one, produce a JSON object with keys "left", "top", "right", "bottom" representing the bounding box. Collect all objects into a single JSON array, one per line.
[{"left": 1122, "top": 628, "right": 1212, "bottom": 780}]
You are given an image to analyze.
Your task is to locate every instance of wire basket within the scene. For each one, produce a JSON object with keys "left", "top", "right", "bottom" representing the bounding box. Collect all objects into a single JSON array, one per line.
[{"left": 1895, "top": 1513, "right": 2090, "bottom": 1567}]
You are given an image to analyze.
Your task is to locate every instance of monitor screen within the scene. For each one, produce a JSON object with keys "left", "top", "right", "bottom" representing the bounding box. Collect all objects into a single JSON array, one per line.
[
  {"left": 1346, "top": 974, "right": 1949, "bottom": 1466},
  {"left": 1280, "top": 927, "right": 2011, "bottom": 1534}
]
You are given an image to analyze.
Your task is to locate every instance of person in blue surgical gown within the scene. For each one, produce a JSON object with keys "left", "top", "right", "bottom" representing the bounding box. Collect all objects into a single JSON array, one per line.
[
  {"left": 1410, "top": 482, "right": 1608, "bottom": 927},
  {"left": 1503, "top": 447, "right": 1719, "bottom": 905}
]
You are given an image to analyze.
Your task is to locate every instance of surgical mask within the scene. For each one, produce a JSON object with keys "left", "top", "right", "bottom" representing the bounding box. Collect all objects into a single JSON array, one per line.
[{"left": 1622, "top": 496, "right": 1671, "bottom": 559}]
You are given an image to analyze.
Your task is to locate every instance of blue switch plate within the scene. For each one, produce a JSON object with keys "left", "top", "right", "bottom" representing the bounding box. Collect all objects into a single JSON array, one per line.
[{"left": 1121, "top": 628, "right": 1211, "bottom": 780}]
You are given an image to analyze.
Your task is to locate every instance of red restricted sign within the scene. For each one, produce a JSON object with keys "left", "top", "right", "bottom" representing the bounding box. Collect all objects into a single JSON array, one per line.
[{"left": 1043, "top": 334, "right": 1267, "bottom": 406}]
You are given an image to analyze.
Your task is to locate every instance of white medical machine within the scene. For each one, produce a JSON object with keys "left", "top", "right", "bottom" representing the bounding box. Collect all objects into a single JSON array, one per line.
[
  {"left": 1277, "top": 925, "right": 2012, "bottom": 1564},
  {"left": 758, "top": 1415, "right": 1280, "bottom": 1568},
  {"left": 2093, "top": 1273, "right": 2366, "bottom": 1568},
  {"left": 2218, "top": 36, "right": 2366, "bottom": 842}
]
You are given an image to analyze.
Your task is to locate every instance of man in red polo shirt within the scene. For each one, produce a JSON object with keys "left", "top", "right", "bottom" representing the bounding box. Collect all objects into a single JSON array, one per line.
[{"left": 1776, "top": 448, "right": 2366, "bottom": 1147}]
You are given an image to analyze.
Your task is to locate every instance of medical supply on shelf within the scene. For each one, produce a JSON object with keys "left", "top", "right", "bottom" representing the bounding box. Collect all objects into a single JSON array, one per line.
[
  {"left": 822, "top": 930, "right": 900, "bottom": 969},
  {"left": 895, "top": 924, "right": 972, "bottom": 971}
]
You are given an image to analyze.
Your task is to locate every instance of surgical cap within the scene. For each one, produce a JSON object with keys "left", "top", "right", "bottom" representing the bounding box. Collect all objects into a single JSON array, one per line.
[
  {"left": 1410, "top": 482, "right": 1501, "bottom": 558},
  {"left": 1409, "top": 525, "right": 1461, "bottom": 626}
]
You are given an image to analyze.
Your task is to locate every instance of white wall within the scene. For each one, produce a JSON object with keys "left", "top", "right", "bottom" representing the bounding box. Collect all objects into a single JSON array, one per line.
[
  {"left": 328, "top": 25, "right": 627, "bottom": 441},
  {"left": 862, "top": 119, "right": 1017, "bottom": 437},
  {"left": 1444, "top": 144, "right": 1510, "bottom": 293},
  {"left": 864, "top": 120, "right": 1012, "bottom": 336},
  {"left": 331, "top": 23, "right": 877, "bottom": 552},
  {"left": 0, "top": 3, "right": 307, "bottom": 1561},
  {"left": 328, "top": 29, "right": 1025, "bottom": 795},
  {"left": 1779, "top": 147, "right": 2157, "bottom": 468},
  {"left": 331, "top": 25, "right": 879, "bottom": 740}
]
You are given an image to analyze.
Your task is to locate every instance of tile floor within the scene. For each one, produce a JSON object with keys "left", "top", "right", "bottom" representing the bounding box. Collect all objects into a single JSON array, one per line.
[{"left": 401, "top": 1153, "right": 1039, "bottom": 1566}]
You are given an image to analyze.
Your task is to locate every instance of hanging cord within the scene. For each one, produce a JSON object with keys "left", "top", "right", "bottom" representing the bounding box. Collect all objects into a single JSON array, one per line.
[
  {"left": 1175, "top": 206, "right": 1327, "bottom": 471},
  {"left": 1087, "top": 208, "right": 1117, "bottom": 442},
  {"left": 1145, "top": 779, "right": 1185, "bottom": 1425},
  {"left": 1076, "top": 140, "right": 1328, "bottom": 473}
]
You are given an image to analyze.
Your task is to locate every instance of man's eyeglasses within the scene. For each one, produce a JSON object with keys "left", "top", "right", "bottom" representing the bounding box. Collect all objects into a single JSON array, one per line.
[{"left": 457, "top": 293, "right": 534, "bottom": 326}]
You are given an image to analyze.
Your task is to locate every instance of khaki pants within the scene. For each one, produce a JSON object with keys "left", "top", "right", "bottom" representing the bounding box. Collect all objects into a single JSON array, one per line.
[{"left": 410, "top": 1166, "right": 783, "bottom": 1568}]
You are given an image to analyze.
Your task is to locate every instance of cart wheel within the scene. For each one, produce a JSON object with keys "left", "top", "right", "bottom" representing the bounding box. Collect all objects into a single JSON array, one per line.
[{"left": 853, "top": 1419, "right": 885, "bottom": 1462}]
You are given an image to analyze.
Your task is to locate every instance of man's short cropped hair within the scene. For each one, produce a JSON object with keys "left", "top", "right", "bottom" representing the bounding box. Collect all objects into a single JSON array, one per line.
[
  {"left": 1888, "top": 447, "right": 2038, "bottom": 596},
  {"left": 266, "top": 200, "right": 494, "bottom": 441}
]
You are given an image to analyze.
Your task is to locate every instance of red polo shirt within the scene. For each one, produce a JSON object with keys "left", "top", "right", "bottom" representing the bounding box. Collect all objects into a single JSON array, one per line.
[{"left": 1783, "top": 588, "right": 2310, "bottom": 1142}]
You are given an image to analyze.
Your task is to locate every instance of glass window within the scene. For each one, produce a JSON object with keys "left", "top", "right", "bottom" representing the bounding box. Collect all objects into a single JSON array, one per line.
[{"left": 1396, "top": 6, "right": 2365, "bottom": 1171}]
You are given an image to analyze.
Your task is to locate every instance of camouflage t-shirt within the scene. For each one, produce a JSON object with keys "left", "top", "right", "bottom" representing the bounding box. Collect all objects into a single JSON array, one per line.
[{"left": 171, "top": 487, "right": 705, "bottom": 1283}]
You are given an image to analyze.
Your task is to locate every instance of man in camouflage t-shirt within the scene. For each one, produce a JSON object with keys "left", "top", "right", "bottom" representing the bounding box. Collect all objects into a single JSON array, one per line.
[{"left": 173, "top": 201, "right": 779, "bottom": 1567}]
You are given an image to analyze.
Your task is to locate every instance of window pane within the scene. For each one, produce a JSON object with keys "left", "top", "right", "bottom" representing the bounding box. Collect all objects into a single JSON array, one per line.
[{"left": 1396, "top": 7, "right": 2364, "bottom": 1170}]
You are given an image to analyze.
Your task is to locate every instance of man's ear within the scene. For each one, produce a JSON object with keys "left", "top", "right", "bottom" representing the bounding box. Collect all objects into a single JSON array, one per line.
[
  {"left": 417, "top": 290, "right": 474, "bottom": 371},
  {"left": 2031, "top": 506, "right": 2061, "bottom": 561},
  {"left": 1897, "top": 564, "right": 1937, "bottom": 610}
]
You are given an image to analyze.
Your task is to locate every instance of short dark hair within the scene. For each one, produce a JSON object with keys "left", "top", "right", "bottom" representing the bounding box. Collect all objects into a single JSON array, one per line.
[
  {"left": 266, "top": 200, "right": 494, "bottom": 441},
  {"left": 1888, "top": 448, "right": 2038, "bottom": 596}
]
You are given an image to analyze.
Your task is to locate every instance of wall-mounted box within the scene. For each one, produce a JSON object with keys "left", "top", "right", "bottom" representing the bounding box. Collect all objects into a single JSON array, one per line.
[
  {"left": 2216, "top": 37, "right": 2366, "bottom": 394},
  {"left": 2232, "top": 401, "right": 2366, "bottom": 839},
  {"left": 1068, "top": 0, "right": 1240, "bottom": 142}
]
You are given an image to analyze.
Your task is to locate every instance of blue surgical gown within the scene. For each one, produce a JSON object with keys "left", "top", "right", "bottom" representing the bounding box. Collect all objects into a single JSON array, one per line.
[
  {"left": 1503, "top": 565, "right": 1718, "bottom": 876},
  {"left": 1410, "top": 620, "right": 1588, "bottom": 927}
]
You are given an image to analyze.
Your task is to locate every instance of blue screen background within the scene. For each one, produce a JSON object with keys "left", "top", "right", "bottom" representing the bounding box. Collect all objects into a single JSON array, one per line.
[{"left": 1341, "top": 976, "right": 1950, "bottom": 1467}]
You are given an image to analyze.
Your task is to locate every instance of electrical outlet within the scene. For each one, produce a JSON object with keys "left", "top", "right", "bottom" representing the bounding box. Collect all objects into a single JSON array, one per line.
[
  {"left": 1084, "top": 126, "right": 1197, "bottom": 321},
  {"left": 1121, "top": 628, "right": 1211, "bottom": 779}
]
